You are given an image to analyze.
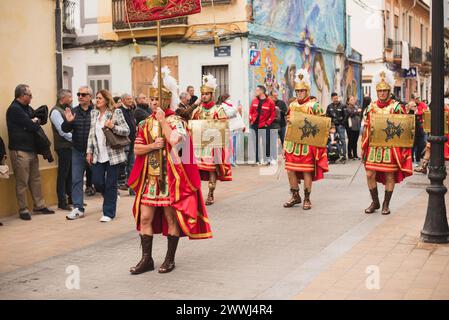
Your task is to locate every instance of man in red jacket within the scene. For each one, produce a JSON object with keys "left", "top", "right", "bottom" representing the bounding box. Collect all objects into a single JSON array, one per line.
[{"left": 249, "top": 85, "right": 276, "bottom": 165}]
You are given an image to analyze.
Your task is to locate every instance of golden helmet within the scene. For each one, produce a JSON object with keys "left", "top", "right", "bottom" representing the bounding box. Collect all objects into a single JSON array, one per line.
[
  {"left": 294, "top": 68, "right": 312, "bottom": 94},
  {"left": 150, "top": 66, "right": 178, "bottom": 109},
  {"left": 374, "top": 69, "right": 395, "bottom": 91},
  {"left": 201, "top": 73, "right": 218, "bottom": 94}
]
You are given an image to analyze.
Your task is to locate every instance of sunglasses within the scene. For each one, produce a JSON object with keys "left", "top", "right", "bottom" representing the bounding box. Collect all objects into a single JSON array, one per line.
[{"left": 77, "top": 93, "right": 90, "bottom": 97}]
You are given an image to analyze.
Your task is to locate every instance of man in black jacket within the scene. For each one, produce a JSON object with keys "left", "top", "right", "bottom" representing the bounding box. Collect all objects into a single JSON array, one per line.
[
  {"left": 118, "top": 93, "right": 136, "bottom": 193},
  {"left": 61, "top": 86, "right": 94, "bottom": 220},
  {"left": 6, "top": 84, "right": 55, "bottom": 220},
  {"left": 134, "top": 93, "right": 152, "bottom": 125},
  {"left": 326, "top": 92, "right": 348, "bottom": 162}
]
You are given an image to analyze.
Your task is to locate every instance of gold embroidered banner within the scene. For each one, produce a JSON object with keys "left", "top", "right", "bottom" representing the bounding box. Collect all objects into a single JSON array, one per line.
[{"left": 127, "top": 0, "right": 201, "bottom": 22}]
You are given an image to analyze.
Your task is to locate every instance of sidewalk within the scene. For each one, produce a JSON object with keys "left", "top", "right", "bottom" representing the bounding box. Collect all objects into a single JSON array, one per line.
[{"left": 295, "top": 185, "right": 449, "bottom": 300}]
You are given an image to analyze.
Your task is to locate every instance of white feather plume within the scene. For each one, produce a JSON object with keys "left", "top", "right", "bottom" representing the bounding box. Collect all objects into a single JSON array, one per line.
[
  {"left": 152, "top": 66, "right": 179, "bottom": 110},
  {"left": 295, "top": 68, "right": 311, "bottom": 87},
  {"left": 373, "top": 68, "right": 395, "bottom": 90},
  {"left": 202, "top": 73, "right": 218, "bottom": 91}
]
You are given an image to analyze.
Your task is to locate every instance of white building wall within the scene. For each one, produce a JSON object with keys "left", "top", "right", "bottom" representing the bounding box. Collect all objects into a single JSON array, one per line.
[{"left": 63, "top": 37, "right": 250, "bottom": 110}]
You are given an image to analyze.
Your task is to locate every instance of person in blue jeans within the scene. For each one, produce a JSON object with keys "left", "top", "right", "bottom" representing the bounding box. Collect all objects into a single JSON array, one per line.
[
  {"left": 86, "top": 90, "right": 130, "bottom": 222},
  {"left": 326, "top": 92, "right": 348, "bottom": 162},
  {"left": 62, "top": 86, "right": 94, "bottom": 220}
]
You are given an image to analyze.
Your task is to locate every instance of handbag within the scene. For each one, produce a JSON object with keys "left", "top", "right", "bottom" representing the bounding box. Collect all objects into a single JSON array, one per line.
[
  {"left": 102, "top": 112, "right": 130, "bottom": 150},
  {"left": 0, "top": 163, "right": 9, "bottom": 179}
]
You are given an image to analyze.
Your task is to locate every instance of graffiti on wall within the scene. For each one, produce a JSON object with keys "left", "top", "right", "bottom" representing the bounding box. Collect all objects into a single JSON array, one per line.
[
  {"left": 249, "top": 39, "right": 362, "bottom": 108},
  {"left": 248, "top": 0, "right": 362, "bottom": 107}
]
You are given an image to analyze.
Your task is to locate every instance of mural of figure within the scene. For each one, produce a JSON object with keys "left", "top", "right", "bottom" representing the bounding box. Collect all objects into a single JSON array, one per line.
[
  {"left": 313, "top": 52, "right": 331, "bottom": 108},
  {"left": 284, "top": 64, "right": 297, "bottom": 102},
  {"left": 333, "top": 53, "right": 346, "bottom": 97},
  {"left": 264, "top": 55, "right": 279, "bottom": 95}
]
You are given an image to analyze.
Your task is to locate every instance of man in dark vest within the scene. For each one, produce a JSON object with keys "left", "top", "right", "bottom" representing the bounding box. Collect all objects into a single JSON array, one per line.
[
  {"left": 62, "top": 86, "right": 94, "bottom": 220},
  {"left": 50, "top": 89, "right": 73, "bottom": 211}
]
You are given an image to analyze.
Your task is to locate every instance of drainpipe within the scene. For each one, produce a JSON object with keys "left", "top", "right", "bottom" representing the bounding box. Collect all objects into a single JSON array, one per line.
[{"left": 55, "top": 0, "right": 63, "bottom": 91}]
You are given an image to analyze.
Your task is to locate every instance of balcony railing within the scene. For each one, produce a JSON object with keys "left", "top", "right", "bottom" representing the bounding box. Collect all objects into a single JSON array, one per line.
[
  {"left": 63, "top": 0, "right": 76, "bottom": 35},
  {"left": 386, "top": 38, "right": 394, "bottom": 50},
  {"left": 393, "top": 41, "right": 402, "bottom": 59},
  {"left": 112, "top": 0, "right": 188, "bottom": 30},
  {"left": 410, "top": 47, "right": 423, "bottom": 64}
]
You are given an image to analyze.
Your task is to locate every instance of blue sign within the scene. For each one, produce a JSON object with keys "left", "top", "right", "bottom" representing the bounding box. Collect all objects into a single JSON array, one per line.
[
  {"left": 249, "top": 49, "right": 261, "bottom": 66},
  {"left": 403, "top": 67, "right": 417, "bottom": 78}
]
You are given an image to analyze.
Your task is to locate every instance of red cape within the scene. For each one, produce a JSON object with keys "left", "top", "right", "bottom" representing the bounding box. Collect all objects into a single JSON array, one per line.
[{"left": 128, "top": 116, "right": 212, "bottom": 240}]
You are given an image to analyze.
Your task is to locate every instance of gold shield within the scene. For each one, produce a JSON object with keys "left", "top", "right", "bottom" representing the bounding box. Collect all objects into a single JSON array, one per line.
[
  {"left": 189, "top": 119, "right": 230, "bottom": 149},
  {"left": 423, "top": 111, "right": 449, "bottom": 134},
  {"left": 369, "top": 114, "right": 415, "bottom": 148},
  {"left": 285, "top": 112, "right": 331, "bottom": 148}
]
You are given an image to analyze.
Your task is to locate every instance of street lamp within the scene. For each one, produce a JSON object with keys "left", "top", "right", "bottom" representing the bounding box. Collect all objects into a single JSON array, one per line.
[{"left": 421, "top": 0, "right": 449, "bottom": 244}]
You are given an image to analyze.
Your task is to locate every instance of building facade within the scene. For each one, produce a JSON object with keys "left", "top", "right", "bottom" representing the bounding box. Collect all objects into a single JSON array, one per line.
[
  {"left": 0, "top": 0, "right": 59, "bottom": 218},
  {"left": 63, "top": 0, "right": 362, "bottom": 115},
  {"left": 348, "top": 0, "right": 431, "bottom": 102}
]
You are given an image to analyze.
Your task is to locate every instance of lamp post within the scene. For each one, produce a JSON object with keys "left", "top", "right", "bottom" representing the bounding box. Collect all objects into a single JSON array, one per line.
[{"left": 421, "top": 0, "right": 449, "bottom": 244}]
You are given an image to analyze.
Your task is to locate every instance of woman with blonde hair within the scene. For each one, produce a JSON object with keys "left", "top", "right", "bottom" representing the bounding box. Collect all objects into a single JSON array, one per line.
[{"left": 86, "top": 89, "right": 130, "bottom": 222}]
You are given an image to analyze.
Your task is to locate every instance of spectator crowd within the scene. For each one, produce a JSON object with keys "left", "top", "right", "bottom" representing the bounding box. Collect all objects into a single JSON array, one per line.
[{"left": 1, "top": 82, "right": 432, "bottom": 222}]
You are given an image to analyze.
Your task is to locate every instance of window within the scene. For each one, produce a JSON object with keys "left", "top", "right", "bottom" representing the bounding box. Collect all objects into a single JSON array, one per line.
[
  {"left": 87, "top": 65, "right": 111, "bottom": 94},
  {"left": 386, "top": 11, "right": 391, "bottom": 40},
  {"left": 201, "top": 65, "right": 229, "bottom": 99},
  {"left": 394, "top": 15, "right": 399, "bottom": 43},
  {"left": 408, "top": 16, "right": 413, "bottom": 44}
]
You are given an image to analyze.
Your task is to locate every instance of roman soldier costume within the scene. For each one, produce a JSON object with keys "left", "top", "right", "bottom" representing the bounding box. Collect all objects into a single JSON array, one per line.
[
  {"left": 191, "top": 74, "right": 232, "bottom": 206},
  {"left": 362, "top": 69, "right": 413, "bottom": 215},
  {"left": 283, "top": 69, "right": 329, "bottom": 210},
  {"left": 128, "top": 68, "right": 212, "bottom": 275}
]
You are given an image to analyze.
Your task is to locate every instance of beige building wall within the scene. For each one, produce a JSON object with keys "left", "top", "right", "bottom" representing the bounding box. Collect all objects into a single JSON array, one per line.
[
  {"left": 98, "top": 0, "right": 248, "bottom": 41},
  {"left": 0, "top": 0, "right": 58, "bottom": 218}
]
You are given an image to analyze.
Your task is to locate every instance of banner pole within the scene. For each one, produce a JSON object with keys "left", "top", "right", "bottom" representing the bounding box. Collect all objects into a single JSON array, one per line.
[{"left": 156, "top": 20, "right": 165, "bottom": 189}]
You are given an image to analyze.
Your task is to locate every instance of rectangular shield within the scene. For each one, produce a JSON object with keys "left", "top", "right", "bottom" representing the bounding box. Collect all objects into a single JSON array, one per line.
[
  {"left": 423, "top": 111, "right": 449, "bottom": 134},
  {"left": 285, "top": 112, "right": 331, "bottom": 148},
  {"left": 188, "top": 119, "right": 229, "bottom": 149},
  {"left": 369, "top": 113, "right": 415, "bottom": 148}
]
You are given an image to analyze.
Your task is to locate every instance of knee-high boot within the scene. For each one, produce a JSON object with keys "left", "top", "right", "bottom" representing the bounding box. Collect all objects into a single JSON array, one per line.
[
  {"left": 365, "top": 187, "right": 380, "bottom": 214},
  {"left": 158, "top": 235, "right": 180, "bottom": 274},
  {"left": 130, "top": 234, "right": 154, "bottom": 275}
]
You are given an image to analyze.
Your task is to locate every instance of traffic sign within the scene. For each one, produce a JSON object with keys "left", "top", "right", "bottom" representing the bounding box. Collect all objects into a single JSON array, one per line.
[{"left": 249, "top": 49, "right": 261, "bottom": 66}]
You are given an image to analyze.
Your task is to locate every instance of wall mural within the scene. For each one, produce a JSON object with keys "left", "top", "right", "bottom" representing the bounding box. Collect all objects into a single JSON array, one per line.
[
  {"left": 249, "top": 39, "right": 362, "bottom": 108},
  {"left": 248, "top": 0, "right": 362, "bottom": 108},
  {"left": 250, "top": 0, "right": 345, "bottom": 52}
]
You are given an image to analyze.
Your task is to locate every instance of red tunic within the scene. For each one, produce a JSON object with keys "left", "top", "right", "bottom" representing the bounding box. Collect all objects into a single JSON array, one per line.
[
  {"left": 128, "top": 110, "right": 212, "bottom": 240},
  {"left": 284, "top": 98, "right": 329, "bottom": 181},
  {"left": 362, "top": 99, "right": 413, "bottom": 184},
  {"left": 191, "top": 101, "right": 232, "bottom": 182}
]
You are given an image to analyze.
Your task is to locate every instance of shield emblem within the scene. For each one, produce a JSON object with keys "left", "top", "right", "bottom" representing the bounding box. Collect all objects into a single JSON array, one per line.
[
  {"left": 188, "top": 119, "right": 230, "bottom": 149},
  {"left": 285, "top": 112, "right": 331, "bottom": 148},
  {"left": 369, "top": 114, "right": 415, "bottom": 148}
]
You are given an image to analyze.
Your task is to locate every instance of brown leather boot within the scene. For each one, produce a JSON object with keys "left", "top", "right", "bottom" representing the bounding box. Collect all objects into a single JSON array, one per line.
[
  {"left": 130, "top": 234, "right": 154, "bottom": 275},
  {"left": 414, "top": 159, "right": 429, "bottom": 174},
  {"left": 159, "top": 235, "right": 180, "bottom": 274},
  {"left": 382, "top": 191, "right": 393, "bottom": 215},
  {"left": 284, "top": 188, "right": 302, "bottom": 208},
  {"left": 205, "top": 181, "right": 215, "bottom": 206},
  {"left": 365, "top": 188, "right": 380, "bottom": 214},
  {"left": 303, "top": 188, "right": 312, "bottom": 210}
]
